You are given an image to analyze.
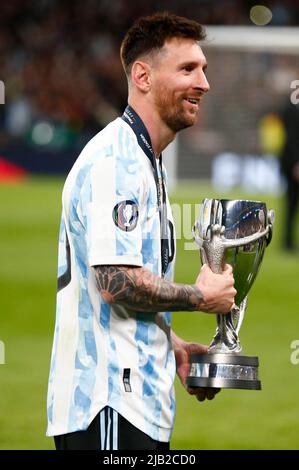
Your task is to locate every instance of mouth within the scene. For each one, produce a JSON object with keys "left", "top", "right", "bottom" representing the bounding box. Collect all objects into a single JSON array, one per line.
[{"left": 184, "top": 97, "right": 201, "bottom": 110}]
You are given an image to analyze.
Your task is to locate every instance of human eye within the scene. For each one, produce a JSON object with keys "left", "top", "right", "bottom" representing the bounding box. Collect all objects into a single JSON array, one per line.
[{"left": 182, "top": 64, "right": 194, "bottom": 73}]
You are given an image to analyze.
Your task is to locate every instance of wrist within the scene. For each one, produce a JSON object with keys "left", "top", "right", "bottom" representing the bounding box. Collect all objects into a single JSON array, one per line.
[
  {"left": 171, "top": 330, "right": 185, "bottom": 349},
  {"left": 190, "top": 284, "right": 205, "bottom": 311}
]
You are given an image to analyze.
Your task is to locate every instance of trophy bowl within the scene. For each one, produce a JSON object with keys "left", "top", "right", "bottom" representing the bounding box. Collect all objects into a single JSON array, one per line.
[{"left": 186, "top": 199, "right": 274, "bottom": 390}]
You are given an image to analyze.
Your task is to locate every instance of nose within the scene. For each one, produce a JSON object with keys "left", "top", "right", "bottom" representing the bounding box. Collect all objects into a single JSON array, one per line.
[
  {"left": 196, "top": 70, "right": 210, "bottom": 93},
  {"left": 200, "top": 70, "right": 210, "bottom": 93}
]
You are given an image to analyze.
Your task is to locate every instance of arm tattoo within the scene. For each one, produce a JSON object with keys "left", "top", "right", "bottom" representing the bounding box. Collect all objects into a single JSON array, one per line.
[{"left": 93, "top": 265, "right": 204, "bottom": 312}]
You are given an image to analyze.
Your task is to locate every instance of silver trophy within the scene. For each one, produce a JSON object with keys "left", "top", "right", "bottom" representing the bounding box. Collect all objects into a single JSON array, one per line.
[{"left": 186, "top": 199, "right": 275, "bottom": 390}]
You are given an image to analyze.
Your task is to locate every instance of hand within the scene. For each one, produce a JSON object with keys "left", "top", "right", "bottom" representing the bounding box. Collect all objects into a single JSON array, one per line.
[
  {"left": 189, "top": 386, "right": 221, "bottom": 402},
  {"left": 196, "top": 263, "right": 236, "bottom": 314},
  {"left": 172, "top": 333, "right": 221, "bottom": 402}
]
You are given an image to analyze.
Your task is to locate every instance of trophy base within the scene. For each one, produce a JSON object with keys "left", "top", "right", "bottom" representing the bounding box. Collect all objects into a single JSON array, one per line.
[{"left": 186, "top": 353, "right": 261, "bottom": 390}]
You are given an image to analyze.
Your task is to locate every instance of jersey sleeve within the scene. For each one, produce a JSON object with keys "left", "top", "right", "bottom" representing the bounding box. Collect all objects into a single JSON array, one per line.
[{"left": 81, "top": 148, "right": 145, "bottom": 268}]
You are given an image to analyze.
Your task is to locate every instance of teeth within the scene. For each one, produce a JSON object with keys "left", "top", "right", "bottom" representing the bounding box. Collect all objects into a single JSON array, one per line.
[{"left": 187, "top": 98, "right": 198, "bottom": 104}]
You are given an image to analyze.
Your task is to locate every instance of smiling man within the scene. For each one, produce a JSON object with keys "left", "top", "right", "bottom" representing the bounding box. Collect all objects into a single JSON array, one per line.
[{"left": 47, "top": 12, "right": 236, "bottom": 450}]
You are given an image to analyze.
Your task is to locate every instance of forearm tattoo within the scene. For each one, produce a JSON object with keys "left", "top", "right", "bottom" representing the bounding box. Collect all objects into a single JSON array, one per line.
[{"left": 93, "top": 265, "right": 204, "bottom": 312}]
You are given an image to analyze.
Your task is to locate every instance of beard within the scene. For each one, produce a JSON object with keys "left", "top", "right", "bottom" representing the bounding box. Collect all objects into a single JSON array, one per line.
[{"left": 153, "top": 85, "right": 198, "bottom": 133}]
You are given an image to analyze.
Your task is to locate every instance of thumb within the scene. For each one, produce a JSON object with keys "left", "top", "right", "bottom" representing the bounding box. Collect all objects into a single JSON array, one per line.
[
  {"left": 223, "top": 263, "right": 233, "bottom": 274},
  {"left": 200, "top": 263, "right": 211, "bottom": 273},
  {"left": 187, "top": 343, "right": 209, "bottom": 355}
]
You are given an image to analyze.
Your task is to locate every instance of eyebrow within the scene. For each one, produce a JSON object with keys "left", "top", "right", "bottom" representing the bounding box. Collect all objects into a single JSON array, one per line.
[{"left": 179, "top": 60, "right": 208, "bottom": 71}]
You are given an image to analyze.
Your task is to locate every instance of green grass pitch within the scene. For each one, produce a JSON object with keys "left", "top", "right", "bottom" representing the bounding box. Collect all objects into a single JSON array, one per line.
[{"left": 0, "top": 177, "right": 298, "bottom": 449}]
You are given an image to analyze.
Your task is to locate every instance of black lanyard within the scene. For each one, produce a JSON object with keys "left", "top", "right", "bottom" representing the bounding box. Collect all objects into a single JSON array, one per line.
[{"left": 121, "top": 105, "right": 169, "bottom": 276}]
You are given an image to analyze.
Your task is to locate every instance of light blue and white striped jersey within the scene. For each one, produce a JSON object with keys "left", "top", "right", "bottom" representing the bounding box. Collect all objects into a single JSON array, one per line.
[{"left": 47, "top": 117, "right": 176, "bottom": 442}]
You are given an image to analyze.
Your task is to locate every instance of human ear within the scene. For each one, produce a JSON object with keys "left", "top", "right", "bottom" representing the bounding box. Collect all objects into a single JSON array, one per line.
[{"left": 131, "top": 61, "right": 151, "bottom": 92}]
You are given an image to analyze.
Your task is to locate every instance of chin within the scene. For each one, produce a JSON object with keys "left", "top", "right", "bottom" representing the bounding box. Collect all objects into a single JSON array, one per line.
[
  {"left": 186, "top": 114, "right": 198, "bottom": 126},
  {"left": 164, "top": 110, "right": 198, "bottom": 133},
  {"left": 180, "top": 114, "right": 198, "bottom": 129}
]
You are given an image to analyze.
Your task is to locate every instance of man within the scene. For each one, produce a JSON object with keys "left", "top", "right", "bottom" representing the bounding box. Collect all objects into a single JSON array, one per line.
[{"left": 47, "top": 12, "right": 236, "bottom": 450}]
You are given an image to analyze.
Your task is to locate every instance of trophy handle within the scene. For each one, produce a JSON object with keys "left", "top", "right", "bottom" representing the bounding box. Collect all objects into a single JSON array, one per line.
[
  {"left": 193, "top": 217, "right": 274, "bottom": 252},
  {"left": 232, "top": 296, "right": 247, "bottom": 335},
  {"left": 209, "top": 296, "right": 247, "bottom": 354},
  {"left": 193, "top": 222, "right": 226, "bottom": 274},
  {"left": 222, "top": 225, "right": 271, "bottom": 249}
]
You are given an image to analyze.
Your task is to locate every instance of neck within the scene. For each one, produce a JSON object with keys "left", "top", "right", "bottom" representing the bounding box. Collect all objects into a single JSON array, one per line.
[{"left": 128, "top": 96, "right": 175, "bottom": 158}]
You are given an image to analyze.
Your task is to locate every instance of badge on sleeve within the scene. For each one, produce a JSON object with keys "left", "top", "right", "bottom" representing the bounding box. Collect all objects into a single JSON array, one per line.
[{"left": 112, "top": 200, "right": 139, "bottom": 232}]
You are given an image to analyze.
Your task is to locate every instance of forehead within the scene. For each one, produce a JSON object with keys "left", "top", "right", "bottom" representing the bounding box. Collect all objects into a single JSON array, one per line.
[{"left": 158, "top": 37, "right": 207, "bottom": 67}]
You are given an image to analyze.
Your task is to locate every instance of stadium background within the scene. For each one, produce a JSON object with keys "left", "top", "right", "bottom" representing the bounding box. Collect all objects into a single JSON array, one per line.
[{"left": 0, "top": 0, "right": 299, "bottom": 449}]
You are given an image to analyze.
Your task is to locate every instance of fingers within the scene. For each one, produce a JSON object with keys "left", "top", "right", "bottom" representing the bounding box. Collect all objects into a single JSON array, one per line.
[
  {"left": 206, "top": 387, "right": 220, "bottom": 400},
  {"left": 196, "top": 262, "right": 236, "bottom": 314},
  {"left": 223, "top": 263, "right": 233, "bottom": 274},
  {"left": 221, "top": 300, "right": 236, "bottom": 315},
  {"left": 187, "top": 342, "right": 209, "bottom": 355},
  {"left": 200, "top": 263, "right": 210, "bottom": 273},
  {"left": 187, "top": 387, "right": 221, "bottom": 401},
  {"left": 201, "top": 263, "right": 233, "bottom": 275},
  {"left": 196, "top": 387, "right": 220, "bottom": 401}
]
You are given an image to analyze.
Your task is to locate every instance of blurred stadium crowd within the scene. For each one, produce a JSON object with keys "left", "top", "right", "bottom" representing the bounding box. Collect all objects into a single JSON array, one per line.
[{"left": 0, "top": 0, "right": 299, "bottom": 176}]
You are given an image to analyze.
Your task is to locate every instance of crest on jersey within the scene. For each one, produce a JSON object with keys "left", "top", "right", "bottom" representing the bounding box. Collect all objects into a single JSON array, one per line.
[{"left": 112, "top": 200, "right": 139, "bottom": 232}]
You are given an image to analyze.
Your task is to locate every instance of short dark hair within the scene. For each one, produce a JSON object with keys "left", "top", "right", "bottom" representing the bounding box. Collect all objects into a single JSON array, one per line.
[{"left": 120, "top": 11, "right": 206, "bottom": 76}]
